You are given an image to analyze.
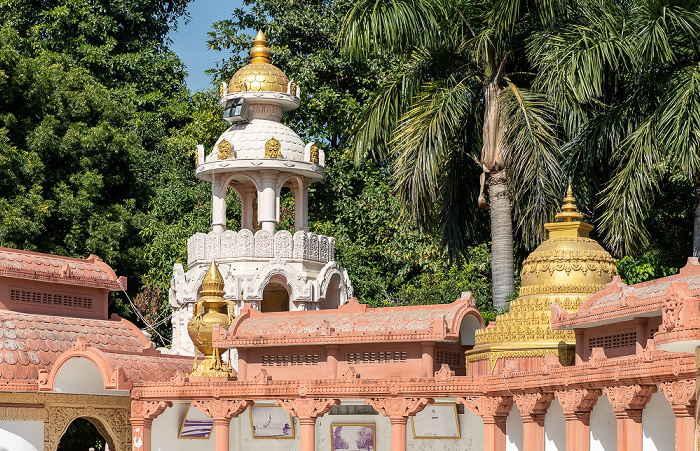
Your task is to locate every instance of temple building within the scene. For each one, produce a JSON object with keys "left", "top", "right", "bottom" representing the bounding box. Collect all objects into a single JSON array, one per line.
[{"left": 2, "top": 30, "right": 700, "bottom": 451}]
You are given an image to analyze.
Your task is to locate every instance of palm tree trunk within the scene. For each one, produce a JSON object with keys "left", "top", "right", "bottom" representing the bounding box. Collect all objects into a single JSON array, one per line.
[
  {"left": 489, "top": 171, "right": 515, "bottom": 308},
  {"left": 694, "top": 172, "right": 700, "bottom": 258}
]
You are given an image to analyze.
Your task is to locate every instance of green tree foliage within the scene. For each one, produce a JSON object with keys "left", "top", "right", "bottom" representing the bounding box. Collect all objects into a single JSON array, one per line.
[{"left": 0, "top": 0, "right": 193, "bottom": 320}]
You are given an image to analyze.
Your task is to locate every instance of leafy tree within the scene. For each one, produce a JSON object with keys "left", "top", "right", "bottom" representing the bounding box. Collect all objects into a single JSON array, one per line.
[
  {"left": 333, "top": 426, "right": 349, "bottom": 449},
  {"left": 530, "top": 0, "right": 700, "bottom": 257},
  {"left": 338, "top": 0, "right": 564, "bottom": 308}
]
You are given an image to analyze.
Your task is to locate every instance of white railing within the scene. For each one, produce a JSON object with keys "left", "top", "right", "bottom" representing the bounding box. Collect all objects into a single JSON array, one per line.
[{"left": 187, "top": 230, "right": 335, "bottom": 265}]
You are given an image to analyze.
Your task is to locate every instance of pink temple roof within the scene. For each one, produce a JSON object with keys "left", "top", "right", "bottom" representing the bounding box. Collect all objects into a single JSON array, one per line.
[
  {"left": 0, "top": 247, "right": 126, "bottom": 290},
  {"left": 552, "top": 258, "right": 700, "bottom": 329},
  {"left": 213, "top": 294, "right": 483, "bottom": 347},
  {"left": 0, "top": 310, "right": 190, "bottom": 387}
]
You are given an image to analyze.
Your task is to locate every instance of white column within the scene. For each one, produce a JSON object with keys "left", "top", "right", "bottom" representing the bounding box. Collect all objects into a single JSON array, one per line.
[
  {"left": 211, "top": 173, "right": 227, "bottom": 233},
  {"left": 258, "top": 172, "right": 278, "bottom": 234},
  {"left": 241, "top": 186, "right": 255, "bottom": 231},
  {"left": 294, "top": 178, "right": 309, "bottom": 231}
]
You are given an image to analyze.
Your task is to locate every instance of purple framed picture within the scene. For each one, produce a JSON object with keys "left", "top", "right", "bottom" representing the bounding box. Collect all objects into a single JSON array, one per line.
[
  {"left": 250, "top": 406, "right": 295, "bottom": 439},
  {"left": 178, "top": 405, "right": 214, "bottom": 439},
  {"left": 331, "top": 424, "right": 375, "bottom": 451}
]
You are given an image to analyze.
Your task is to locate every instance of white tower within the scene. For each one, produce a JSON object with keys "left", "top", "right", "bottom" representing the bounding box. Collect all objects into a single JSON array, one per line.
[{"left": 168, "top": 31, "right": 353, "bottom": 356}]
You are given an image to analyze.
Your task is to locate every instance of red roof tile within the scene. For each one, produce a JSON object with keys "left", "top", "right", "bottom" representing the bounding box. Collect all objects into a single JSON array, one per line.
[
  {"left": 214, "top": 294, "right": 483, "bottom": 347},
  {"left": 552, "top": 258, "right": 700, "bottom": 329},
  {"left": 0, "top": 248, "right": 125, "bottom": 290}
]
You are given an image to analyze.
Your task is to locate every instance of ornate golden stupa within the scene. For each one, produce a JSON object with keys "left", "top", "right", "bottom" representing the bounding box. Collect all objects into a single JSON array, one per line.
[
  {"left": 187, "top": 261, "right": 236, "bottom": 377},
  {"left": 466, "top": 185, "right": 617, "bottom": 374},
  {"left": 227, "top": 30, "right": 291, "bottom": 94}
]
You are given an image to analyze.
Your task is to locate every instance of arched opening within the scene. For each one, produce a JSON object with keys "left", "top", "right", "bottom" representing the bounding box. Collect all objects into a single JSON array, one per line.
[
  {"left": 57, "top": 417, "right": 112, "bottom": 451},
  {"left": 278, "top": 186, "right": 295, "bottom": 231},
  {"left": 459, "top": 314, "right": 482, "bottom": 347},
  {"left": 324, "top": 276, "right": 341, "bottom": 310},
  {"left": 261, "top": 275, "right": 291, "bottom": 312}
]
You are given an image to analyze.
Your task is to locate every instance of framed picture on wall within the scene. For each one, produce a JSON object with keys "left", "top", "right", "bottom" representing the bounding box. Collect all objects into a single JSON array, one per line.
[
  {"left": 250, "top": 405, "right": 295, "bottom": 439},
  {"left": 178, "top": 405, "right": 214, "bottom": 439},
  {"left": 330, "top": 423, "right": 375, "bottom": 451},
  {"left": 411, "top": 403, "right": 460, "bottom": 439}
]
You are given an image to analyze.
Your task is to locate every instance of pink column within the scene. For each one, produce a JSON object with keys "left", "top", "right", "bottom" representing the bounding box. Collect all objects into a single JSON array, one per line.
[
  {"left": 326, "top": 345, "right": 339, "bottom": 378},
  {"left": 555, "top": 389, "right": 601, "bottom": 451},
  {"left": 420, "top": 342, "right": 435, "bottom": 377},
  {"left": 458, "top": 396, "right": 513, "bottom": 451},
  {"left": 660, "top": 380, "right": 697, "bottom": 451},
  {"left": 365, "top": 397, "right": 433, "bottom": 451},
  {"left": 277, "top": 398, "right": 340, "bottom": 451},
  {"left": 131, "top": 400, "right": 172, "bottom": 451},
  {"left": 635, "top": 317, "right": 648, "bottom": 355},
  {"left": 603, "top": 385, "right": 656, "bottom": 451},
  {"left": 237, "top": 349, "right": 248, "bottom": 381},
  {"left": 192, "top": 399, "right": 254, "bottom": 451},
  {"left": 515, "top": 393, "right": 553, "bottom": 451},
  {"left": 574, "top": 330, "right": 585, "bottom": 365}
]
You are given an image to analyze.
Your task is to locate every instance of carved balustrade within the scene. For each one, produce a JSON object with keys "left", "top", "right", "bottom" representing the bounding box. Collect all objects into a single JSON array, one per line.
[{"left": 187, "top": 230, "right": 335, "bottom": 264}]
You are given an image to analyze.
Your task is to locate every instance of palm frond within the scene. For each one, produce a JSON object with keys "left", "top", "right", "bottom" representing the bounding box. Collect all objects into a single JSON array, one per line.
[
  {"left": 500, "top": 82, "right": 562, "bottom": 248},
  {"left": 338, "top": 0, "right": 441, "bottom": 61}
]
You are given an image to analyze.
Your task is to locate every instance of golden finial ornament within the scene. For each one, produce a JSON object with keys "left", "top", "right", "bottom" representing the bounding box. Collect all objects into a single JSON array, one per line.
[
  {"left": 187, "top": 260, "right": 236, "bottom": 378},
  {"left": 250, "top": 30, "right": 271, "bottom": 64},
  {"left": 554, "top": 184, "right": 584, "bottom": 222}
]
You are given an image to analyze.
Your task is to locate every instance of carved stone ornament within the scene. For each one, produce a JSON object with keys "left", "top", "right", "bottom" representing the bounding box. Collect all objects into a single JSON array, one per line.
[
  {"left": 603, "top": 385, "right": 656, "bottom": 412},
  {"left": 276, "top": 398, "right": 339, "bottom": 419},
  {"left": 364, "top": 397, "right": 432, "bottom": 419},
  {"left": 192, "top": 399, "right": 253, "bottom": 420},
  {"left": 342, "top": 366, "right": 359, "bottom": 382},
  {"left": 514, "top": 393, "right": 554, "bottom": 418},
  {"left": 659, "top": 379, "right": 696, "bottom": 407},
  {"left": 434, "top": 364, "right": 455, "bottom": 382},
  {"left": 264, "top": 137, "right": 282, "bottom": 158},
  {"left": 131, "top": 400, "right": 172, "bottom": 421},
  {"left": 555, "top": 389, "right": 601, "bottom": 414},
  {"left": 218, "top": 140, "right": 232, "bottom": 159},
  {"left": 457, "top": 396, "right": 513, "bottom": 418},
  {"left": 253, "top": 368, "right": 272, "bottom": 384}
]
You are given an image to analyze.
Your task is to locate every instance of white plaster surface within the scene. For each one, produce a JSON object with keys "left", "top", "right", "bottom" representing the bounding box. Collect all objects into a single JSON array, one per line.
[
  {"left": 0, "top": 420, "right": 43, "bottom": 451},
  {"left": 590, "top": 396, "right": 616, "bottom": 451},
  {"left": 152, "top": 402, "right": 215, "bottom": 451},
  {"left": 506, "top": 404, "right": 523, "bottom": 451},
  {"left": 53, "top": 357, "right": 128, "bottom": 396},
  {"left": 544, "top": 398, "right": 565, "bottom": 451},
  {"left": 229, "top": 403, "right": 300, "bottom": 451},
  {"left": 642, "top": 390, "right": 674, "bottom": 451}
]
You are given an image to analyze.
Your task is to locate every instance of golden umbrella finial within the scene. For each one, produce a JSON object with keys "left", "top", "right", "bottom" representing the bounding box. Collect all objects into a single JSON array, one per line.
[
  {"left": 554, "top": 183, "right": 584, "bottom": 222},
  {"left": 250, "top": 30, "right": 271, "bottom": 64},
  {"left": 200, "top": 260, "right": 225, "bottom": 296}
]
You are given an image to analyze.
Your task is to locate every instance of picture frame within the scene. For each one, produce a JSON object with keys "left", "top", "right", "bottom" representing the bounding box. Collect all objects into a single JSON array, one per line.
[
  {"left": 331, "top": 423, "right": 375, "bottom": 451},
  {"left": 411, "top": 403, "right": 460, "bottom": 439},
  {"left": 178, "top": 405, "right": 214, "bottom": 439},
  {"left": 250, "top": 405, "right": 295, "bottom": 439}
]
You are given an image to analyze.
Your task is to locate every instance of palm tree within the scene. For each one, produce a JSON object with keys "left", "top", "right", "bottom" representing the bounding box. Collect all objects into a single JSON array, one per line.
[
  {"left": 339, "top": 0, "right": 564, "bottom": 307},
  {"left": 529, "top": 0, "right": 700, "bottom": 258}
]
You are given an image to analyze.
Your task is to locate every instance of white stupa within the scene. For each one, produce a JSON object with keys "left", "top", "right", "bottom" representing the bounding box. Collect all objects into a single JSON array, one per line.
[{"left": 168, "top": 31, "right": 353, "bottom": 356}]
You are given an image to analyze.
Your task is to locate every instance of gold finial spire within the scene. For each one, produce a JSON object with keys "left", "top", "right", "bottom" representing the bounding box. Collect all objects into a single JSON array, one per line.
[
  {"left": 250, "top": 30, "right": 271, "bottom": 64},
  {"left": 200, "top": 260, "right": 225, "bottom": 296},
  {"left": 554, "top": 183, "right": 584, "bottom": 222}
]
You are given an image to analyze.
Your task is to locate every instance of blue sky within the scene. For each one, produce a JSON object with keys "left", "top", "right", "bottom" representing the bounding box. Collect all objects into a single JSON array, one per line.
[{"left": 169, "top": 0, "right": 246, "bottom": 92}]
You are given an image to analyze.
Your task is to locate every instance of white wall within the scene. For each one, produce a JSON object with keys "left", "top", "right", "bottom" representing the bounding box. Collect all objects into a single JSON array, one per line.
[
  {"left": 152, "top": 402, "right": 216, "bottom": 451},
  {"left": 590, "top": 396, "right": 616, "bottom": 451},
  {"left": 230, "top": 402, "right": 300, "bottom": 451},
  {"left": 0, "top": 420, "right": 44, "bottom": 451},
  {"left": 53, "top": 357, "right": 129, "bottom": 396},
  {"left": 544, "top": 399, "right": 565, "bottom": 451},
  {"left": 642, "top": 390, "right": 674, "bottom": 451},
  {"left": 506, "top": 404, "right": 523, "bottom": 451}
]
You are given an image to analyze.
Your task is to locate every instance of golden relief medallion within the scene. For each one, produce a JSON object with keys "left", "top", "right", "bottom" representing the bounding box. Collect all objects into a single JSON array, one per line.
[
  {"left": 265, "top": 137, "right": 282, "bottom": 158},
  {"left": 218, "top": 140, "right": 231, "bottom": 159},
  {"left": 310, "top": 143, "right": 319, "bottom": 164}
]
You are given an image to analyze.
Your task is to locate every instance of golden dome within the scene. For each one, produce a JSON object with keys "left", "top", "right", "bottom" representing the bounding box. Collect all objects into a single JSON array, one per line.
[
  {"left": 466, "top": 185, "right": 618, "bottom": 374},
  {"left": 228, "top": 30, "right": 290, "bottom": 94}
]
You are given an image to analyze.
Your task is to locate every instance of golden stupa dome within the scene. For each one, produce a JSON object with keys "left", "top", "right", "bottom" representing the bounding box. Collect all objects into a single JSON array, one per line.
[
  {"left": 520, "top": 185, "right": 617, "bottom": 296},
  {"left": 467, "top": 185, "right": 618, "bottom": 374},
  {"left": 228, "top": 30, "right": 290, "bottom": 94}
]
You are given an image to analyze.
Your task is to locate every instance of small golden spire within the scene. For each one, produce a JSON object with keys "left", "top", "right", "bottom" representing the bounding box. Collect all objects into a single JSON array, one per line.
[
  {"left": 555, "top": 183, "right": 584, "bottom": 222},
  {"left": 250, "top": 30, "right": 271, "bottom": 64},
  {"left": 200, "top": 260, "right": 225, "bottom": 297}
]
